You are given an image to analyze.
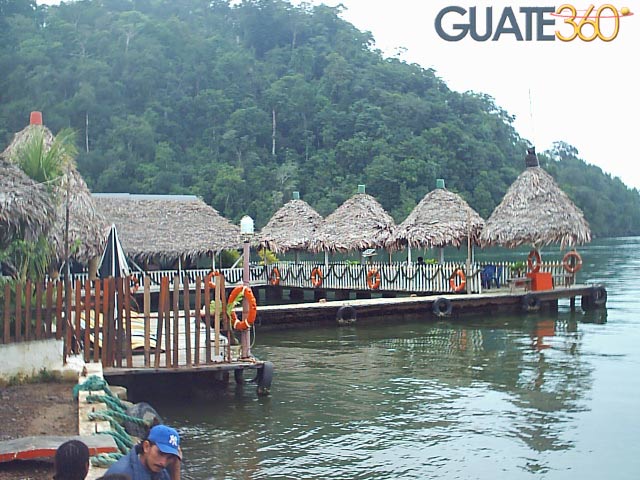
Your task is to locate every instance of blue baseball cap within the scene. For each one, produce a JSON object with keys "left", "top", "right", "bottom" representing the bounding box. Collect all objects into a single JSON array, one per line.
[{"left": 148, "top": 425, "right": 181, "bottom": 459}]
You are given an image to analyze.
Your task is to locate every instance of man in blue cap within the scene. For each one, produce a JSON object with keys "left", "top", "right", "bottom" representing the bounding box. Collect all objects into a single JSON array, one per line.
[{"left": 105, "top": 424, "right": 182, "bottom": 480}]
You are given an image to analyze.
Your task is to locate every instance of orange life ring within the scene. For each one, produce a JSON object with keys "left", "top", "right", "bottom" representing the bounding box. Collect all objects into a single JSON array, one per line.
[
  {"left": 449, "top": 268, "right": 466, "bottom": 293},
  {"left": 129, "top": 276, "right": 139, "bottom": 294},
  {"left": 227, "top": 286, "right": 257, "bottom": 331},
  {"left": 367, "top": 268, "right": 381, "bottom": 290},
  {"left": 310, "top": 267, "right": 323, "bottom": 288},
  {"left": 206, "top": 271, "right": 220, "bottom": 290},
  {"left": 527, "top": 250, "right": 542, "bottom": 273},
  {"left": 562, "top": 251, "right": 583, "bottom": 273},
  {"left": 270, "top": 267, "right": 280, "bottom": 286}
]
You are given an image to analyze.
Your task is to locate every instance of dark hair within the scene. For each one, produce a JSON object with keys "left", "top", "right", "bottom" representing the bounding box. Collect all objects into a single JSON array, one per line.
[
  {"left": 54, "top": 439, "right": 90, "bottom": 480},
  {"left": 97, "top": 474, "right": 132, "bottom": 480}
]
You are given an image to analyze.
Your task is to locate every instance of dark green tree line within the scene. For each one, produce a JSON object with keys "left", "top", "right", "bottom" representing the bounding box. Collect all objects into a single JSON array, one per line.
[{"left": 1, "top": 0, "right": 638, "bottom": 236}]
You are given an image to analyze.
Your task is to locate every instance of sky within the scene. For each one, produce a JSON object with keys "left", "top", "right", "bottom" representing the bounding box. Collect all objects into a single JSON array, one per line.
[{"left": 36, "top": 0, "right": 639, "bottom": 190}]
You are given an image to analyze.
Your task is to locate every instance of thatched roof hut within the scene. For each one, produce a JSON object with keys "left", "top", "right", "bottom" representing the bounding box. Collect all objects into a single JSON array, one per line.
[
  {"left": 258, "top": 192, "right": 323, "bottom": 254},
  {"left": 2, "top": 112, "right": 108, "bottom": 264},
  {"left": 93, "top": 193, "right": 241, "bottom": 264},
  {"left": 387, "top": 179, "right": 485, "bottom": 252},
  {"left": 309, "top": 185, "right": 395, "bottom": 253},
  {"left": 479, "top": 148, "right": 591, "bottom": 249},
  {"left": 0, "top": 158, "right": 56, "bottom": 246}
]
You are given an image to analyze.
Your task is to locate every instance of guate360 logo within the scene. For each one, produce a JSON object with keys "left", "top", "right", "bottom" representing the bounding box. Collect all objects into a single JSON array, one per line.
[{"left": 435, "top": 4, "right": 634, "bottom": 42}]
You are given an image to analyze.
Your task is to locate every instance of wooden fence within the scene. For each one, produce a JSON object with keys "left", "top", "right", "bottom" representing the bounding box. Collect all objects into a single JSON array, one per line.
[{"left": 1, "top": 275, "right": 233, "bottom": 369}]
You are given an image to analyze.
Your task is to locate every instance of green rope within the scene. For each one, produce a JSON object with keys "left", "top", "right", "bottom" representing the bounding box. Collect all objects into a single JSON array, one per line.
[
  {"left": 86, "top": 393, "right": 128, "bottom": 415},
  {"left": 90, "top": 452, "right": 123, "bottom": 467},
  {"left": 73, "top": 375, "right": 114, "bottom": 399},
  {"left": 88, "top": 408, "right": 148, "bottom": 428}
]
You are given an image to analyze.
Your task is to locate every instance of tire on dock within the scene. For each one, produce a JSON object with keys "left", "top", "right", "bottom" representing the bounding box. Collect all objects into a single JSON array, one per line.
[
  {"left": 521, "top": 293, "right": 541, "bottom": 312},
  {"left": 124, "top": 402, "right": 163, "bottom": 439},
  {"left": 336, "top": 305, "right": 357, "bottom": 325},
  {"left": 432, "top": 297, "right": 453, "bottom": 318},
  {"left": 256, "top": 361, "right": 274, "bottom": 397}
]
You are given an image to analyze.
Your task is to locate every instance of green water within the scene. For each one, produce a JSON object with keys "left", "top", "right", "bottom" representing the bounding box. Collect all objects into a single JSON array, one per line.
[{"left": 157, "top": 237, "right": 640, "bottom": 479}]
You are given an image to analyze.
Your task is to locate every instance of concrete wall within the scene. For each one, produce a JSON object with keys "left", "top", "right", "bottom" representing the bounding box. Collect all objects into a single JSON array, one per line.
[{"left": 0, "top": 338, "right": 65, "bottom": 381}]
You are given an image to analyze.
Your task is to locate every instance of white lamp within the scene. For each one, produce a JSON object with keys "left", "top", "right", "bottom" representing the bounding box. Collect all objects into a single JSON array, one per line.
[{"left": 240, "top": 215, "right": 254, "bottom": 236}]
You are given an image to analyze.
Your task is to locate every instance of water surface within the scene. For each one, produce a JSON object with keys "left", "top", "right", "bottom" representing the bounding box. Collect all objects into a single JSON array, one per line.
[{"left": 158, "top": 237, "right": 640, "bottom": 479}]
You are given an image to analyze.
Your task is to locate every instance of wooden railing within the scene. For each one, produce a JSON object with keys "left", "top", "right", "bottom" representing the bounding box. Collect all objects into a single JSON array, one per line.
[{"left": 1, "top": 275, "right": 234, "bottom": 369}]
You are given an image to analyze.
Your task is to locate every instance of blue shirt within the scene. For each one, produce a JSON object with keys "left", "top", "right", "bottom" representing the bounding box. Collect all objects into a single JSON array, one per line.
[{"left": 105, "top": 446, "right": 172, "bottom": 480}]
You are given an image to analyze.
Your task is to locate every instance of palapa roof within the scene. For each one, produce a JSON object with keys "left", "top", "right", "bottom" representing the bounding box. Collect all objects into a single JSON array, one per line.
[
  {"left": 309, "top": 192, "right": 395, "bottom": 253},
  {"left": 387, "top": 185, "right": 485, "bottom": 252},
  {"left": 93, "top": 194, "right": 241, "bottom": 263},
  {"left": 0, "top": 158, "right": 56, "bottom": 246},
  {"left": 259, "top": 198, "right": 323, "bottom": 253},
  {"left": 2, "top": 117, "right": 108, "bottom": 263},
  {"left": 479, "top": 148, "right": 591, "bottom": 249}
]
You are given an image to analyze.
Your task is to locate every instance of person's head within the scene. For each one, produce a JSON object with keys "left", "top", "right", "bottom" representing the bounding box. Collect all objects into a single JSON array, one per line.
[
  {"left": 417, "top": 256, "right": 425, "bottom": 264},
  {"left": 139, "top": 425, "right": 181, "bottom": 473},
  {"left": 54, "top": 439, "right": 90, "bottom": 480}
]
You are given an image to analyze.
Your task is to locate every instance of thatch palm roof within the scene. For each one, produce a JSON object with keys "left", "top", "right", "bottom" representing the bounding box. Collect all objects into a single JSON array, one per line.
[
  {"left": 309, "top": 191, "right": 395, "bottom": 253},
  {"left": 480, "top": 149, "right": 591, "bottom": 249},
  {"left": 2, "top": 117, "right": 108, "bottom": 263},
  {"left": 0, "top": 158, "right": 56, "bottom": 246},
  {"left": 259, "top": 198, "right": 323, "bottom": 254},
  {"left": 93, "top": 194, "right": 241, "bottom": 263},
  {"left": 387, "top": 184, "right": 485, "bottom": 252}
]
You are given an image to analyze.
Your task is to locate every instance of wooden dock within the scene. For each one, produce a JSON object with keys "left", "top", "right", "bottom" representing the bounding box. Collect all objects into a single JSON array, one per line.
[{"left": 252, "top": 283, "right": 605, "bottom": 329}]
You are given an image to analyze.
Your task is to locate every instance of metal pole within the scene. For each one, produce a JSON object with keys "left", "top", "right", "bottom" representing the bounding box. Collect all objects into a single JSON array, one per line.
[{"left": 241, "top": 239, "right": 251, "bottom": 358}]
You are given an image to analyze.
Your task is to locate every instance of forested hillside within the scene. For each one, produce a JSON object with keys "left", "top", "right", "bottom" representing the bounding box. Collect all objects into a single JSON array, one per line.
[{"left": 1, "top": 0, "right": 638, "bottom": 237}]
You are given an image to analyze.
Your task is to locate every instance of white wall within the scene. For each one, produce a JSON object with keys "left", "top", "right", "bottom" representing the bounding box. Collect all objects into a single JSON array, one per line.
[{"left": 0, "top": 338, "right": 66, "bottom": 381}]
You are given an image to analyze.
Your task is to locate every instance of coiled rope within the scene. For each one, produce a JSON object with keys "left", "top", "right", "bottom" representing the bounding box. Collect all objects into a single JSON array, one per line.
[{"left": 75, "top": 375, "right": 144, "bottom": 467}]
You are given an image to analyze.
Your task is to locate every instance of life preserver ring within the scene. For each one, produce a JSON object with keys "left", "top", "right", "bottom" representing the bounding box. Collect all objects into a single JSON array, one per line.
[
  {"left": 336, "top": 305, "right": 357, "bottom": 324},
  {"left": 432, "top": 297, "right": 452, "bottom": 317},
  {"left": 449, "top": 268, "right": 466, "bottom": 293},
  {"left": 311, "top": 267, "right": 323, "bottom": 288},
  {"left": 269, "top": 267, "right": 281, "bottom": 286},
  {"left": 527, "top": 250, "right": 542, "bottom": 273},
  {"left": 366, "top": 268, "right": 381, "bottom": 290},
  {"left": 227, "top": 286, "right": 257, "bottom": 331},
  {"left": 130, "top": 276, "right": 139, "bottom": 294},
  {"left": 562, "top": 251, "right": 582, "bottom": 274},
  {"left": 206, "top": 271, "right": 220, "bottom": 290},
  {"left": 522, "top": 293, "right": 541, "bottom": 312}
]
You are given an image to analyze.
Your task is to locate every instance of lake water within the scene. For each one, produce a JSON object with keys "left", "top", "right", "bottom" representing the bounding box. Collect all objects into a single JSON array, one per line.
[{"left": 157, "top": 237, "right": 640, "bottom": 480}]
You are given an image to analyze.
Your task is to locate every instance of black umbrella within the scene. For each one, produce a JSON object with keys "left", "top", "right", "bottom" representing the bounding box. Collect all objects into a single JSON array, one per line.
[{"left": 98, "top": 224, "right": 130, "bottom": 279}]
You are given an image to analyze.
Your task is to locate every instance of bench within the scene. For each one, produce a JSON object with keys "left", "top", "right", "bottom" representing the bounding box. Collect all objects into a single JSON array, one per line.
[{"left": 507, "top": 276, "right": 531, "bottom": 292}]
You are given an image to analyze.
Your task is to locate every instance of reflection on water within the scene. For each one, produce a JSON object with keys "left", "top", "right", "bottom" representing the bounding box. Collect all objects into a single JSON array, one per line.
[{"left": 155, "top": 238, "right": 640, "bottom": 479}]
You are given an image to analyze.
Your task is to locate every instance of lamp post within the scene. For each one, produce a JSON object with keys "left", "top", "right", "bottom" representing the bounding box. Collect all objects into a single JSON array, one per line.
[{"left": 240, "top": 215, "right": 254, "bottom": 359}]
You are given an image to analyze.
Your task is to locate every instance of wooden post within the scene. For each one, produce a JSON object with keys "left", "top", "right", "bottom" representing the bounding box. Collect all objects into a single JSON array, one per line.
[
  {"left": 35, "top": 281, "right": 43, "bottom": 340},
  {"left": 164, "top": 277, "right": 171, "bottom": 368},
  {"left": 144, "top": 276, "right": 151, "bottom": 367},
  {"left": 183, "top": 276, "right": 191, "bottom": 366},
  {"left": 3, "top": 284, "right": 10, "bottom": 343},
  {"left": 220, "top": 276, "right": 231, "bottom": 362},
  {"left": 115, "top": 278, "right": 123, "bottom": 368},
  {"left": 194, "top": 277, "right": 201, "bottom": 366},
  {"left": 124, "top": 278, "right": 132, "bottom": 368},
  {"left": 172, "top": 275, "right": 179, "bottom": 367},
  {"left": 15, "top": 282, "right": 22, "bottom": 342},
  {"left": 84, "top": 279, "right": 91, "bottom": 362},
  {"left": 101, "top": 279, "right": 110, "bottom": 367},
  {"left": 55, "top": 282, "right": 63, "bottom": 340},
  {"left": 154, "top": 277, "right": 167, "bottom": 368},
  {"left": 64, "top": 281, "right": 72, "bottom": 362},
  {"left": 94, "top": 280, "right": 102, "bottom": 363},
  {"left": 74, "top": 279, "right": 82, "bottom": 353},
  {"left": 24, "top": 281, "right": 32, "bottom": 340},
  {"left": 204, "top": 279, "right": 211, "bottom": 364},
  {"left": 107, "top": 278, "right": 116, "bottom": 367},
  {"left": 45, "top": 281, "right": 53, "bottom": 337}
]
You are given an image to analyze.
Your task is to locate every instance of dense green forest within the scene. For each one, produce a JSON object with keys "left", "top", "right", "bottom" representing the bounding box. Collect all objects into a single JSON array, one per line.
[{"left": 1, "top": 0, "right": 639, "bottom": 237}]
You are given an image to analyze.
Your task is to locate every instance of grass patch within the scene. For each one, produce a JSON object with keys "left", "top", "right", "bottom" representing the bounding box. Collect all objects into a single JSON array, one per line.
[{"left": 4, "top": 368, "right": 63, "bottom": 387}]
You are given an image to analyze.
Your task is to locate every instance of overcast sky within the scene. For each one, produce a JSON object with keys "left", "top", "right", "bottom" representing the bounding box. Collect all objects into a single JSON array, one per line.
[{"left": 36, "top": 0, "right": 639, "bottom": 189}]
